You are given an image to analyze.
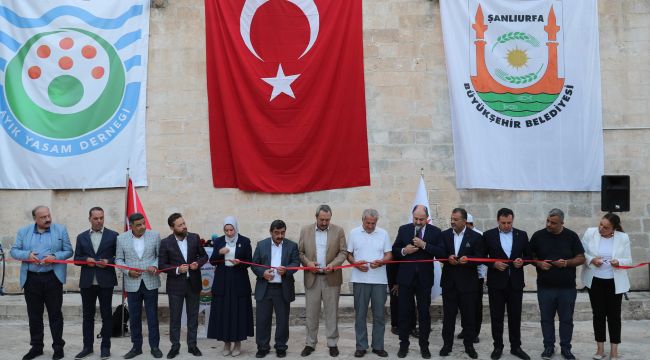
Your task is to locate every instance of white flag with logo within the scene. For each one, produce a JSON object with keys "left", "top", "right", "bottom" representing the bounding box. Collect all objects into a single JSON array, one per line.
[
  {"left": 409, "top": 175, "right": 442, "bottom": 300},
  {"left": 0, "top": 1, "right": 150, "bottom": 188},
  {"left": 441, "top": 0, "right": 603, "bottom": 191}
]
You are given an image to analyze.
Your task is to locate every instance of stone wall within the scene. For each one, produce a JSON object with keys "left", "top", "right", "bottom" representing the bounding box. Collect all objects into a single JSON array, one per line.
[{"left": 1, "top": 0, "right": 649, "bottom": 294}]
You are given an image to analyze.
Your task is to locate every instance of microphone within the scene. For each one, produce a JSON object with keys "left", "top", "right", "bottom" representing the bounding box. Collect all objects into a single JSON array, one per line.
[{"left": 414, "top": 225, "right": 422, "bottom": 238}]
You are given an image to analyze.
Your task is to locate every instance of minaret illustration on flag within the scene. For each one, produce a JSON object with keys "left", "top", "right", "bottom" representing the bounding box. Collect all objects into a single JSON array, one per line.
[
  {"left": 125, "top": 176, "right": 151, "bottom": 231},
  {"left": 409, "top": 173, "right": 442, "bottom": 300}
]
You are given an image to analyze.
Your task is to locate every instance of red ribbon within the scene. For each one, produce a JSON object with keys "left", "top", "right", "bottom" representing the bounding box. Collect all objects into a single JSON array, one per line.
[{"left": 9, "top": 257, "right": 646, "bottom": 273}]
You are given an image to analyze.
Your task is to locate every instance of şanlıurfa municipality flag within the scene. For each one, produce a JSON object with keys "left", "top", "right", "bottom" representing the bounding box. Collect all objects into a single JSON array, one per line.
[
  {"left": 0, "top": 1, "right": 150, "bottom": 189},
  {"left": 441, "top": 0, "right": 604, "bottom": 191}
]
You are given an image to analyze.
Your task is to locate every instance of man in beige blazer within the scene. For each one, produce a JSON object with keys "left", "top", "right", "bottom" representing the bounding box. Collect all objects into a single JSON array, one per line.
[{"left": 299, "top": 205, "right": 348, "bottom": 357}]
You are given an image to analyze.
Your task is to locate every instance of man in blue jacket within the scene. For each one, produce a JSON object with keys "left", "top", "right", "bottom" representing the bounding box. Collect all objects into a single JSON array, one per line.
[{"left": 11, "top": 205, "right": 73, "bottom": 360}]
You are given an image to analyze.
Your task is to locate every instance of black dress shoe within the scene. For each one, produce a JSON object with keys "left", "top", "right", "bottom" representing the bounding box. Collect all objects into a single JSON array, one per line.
[
  {"left": 255, "top": 349, "right": 269, "bottom": 358},
  {"left": 188, "top": 347, "right": 202, "bottom": 357},
  {"left": 465, "top": 345, "right": 478, "bottom": 359},
  {"left": 510, "top": 347, "right": 531, "bottom": 360},
  {"left": 439, "top": 346, "right": 452, "bottom": 357},
  {"left": 150, "top": 348, "right": 163, "bottom": 359},
  {"left": 123, "top": 348, "right": 142, "bottom": 359},
  {"left": 410, "top": 328, "right": 419, "bottom": 338},
  {"left": 28, "top": 348, "right": 47, "bottom": 360},
  {"left": 457, "top": 331, "right": 465, "bottom": 339},
  {"left": 300, "top": 346, "right": 314, "bottom": 357},
  {"left": 23, "top": 348, "right": 44, "bottom": 360},
  {"left": 473, "top": 336, "right": 480, "bottom": 343},
  {"left": 390, "top": 327, "right": 399, "bottom": 335},
  {"left": 491, "top": 346, "right": 503, "bottom": 360},
  {"left": 560, "top": 348, "right": 576, "bottom": 360},
  {"left": 329, "top": 347, "right": 339, "bottom": 357},
  {"left": 100, "top": 348, "right": 111, "bottom": 360},
  {"left": 421, "top": 347, "right": 431, "bottom": 359},
  {"left": 371, "top": 349, "right": 388, "bottom": 358},
  {"left": 52, "top": 350, "right": 64, "bottom": 360},
  {"left": 166, "top": 348, "right": 179, "bottom": 359},
  {"left": 354, "top": 349, "right": 366, "bottom": 358},
  {"left": 397, "top": 348, "right": 408, "bottom": 358},
  {"left": 75, "top": 348, "right": 94, "bottom": 359},
  {"left": 276, "top": 349, "right": 286, "bottom": 358}
]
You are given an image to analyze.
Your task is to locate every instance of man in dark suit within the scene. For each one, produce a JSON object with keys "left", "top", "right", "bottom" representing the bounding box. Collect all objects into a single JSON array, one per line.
[
  {"left": 483, "top": 208, "right": 531, "bottom": 360},
  {"left": 73, "top": 207, "right": 119, "bottom": 360},
  {"left": 252, "top": 220, "right": 300, "bottom": 359},
  {"left": 158, "top": 213, "right": 208, "bottom": 359},
  {"left": 439, "top": 208, "right": 485, "bottom": 359},
  {"left": 392, "top": 205, "right": 445, "bottom": 359}
]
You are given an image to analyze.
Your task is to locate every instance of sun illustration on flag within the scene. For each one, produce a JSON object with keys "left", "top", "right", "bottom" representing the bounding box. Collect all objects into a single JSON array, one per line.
[
  {"left": 488, "top": 31, "right": 544, "bottom": 87},
  {"left": 506, "top": 47, "right": 529, "bottom": 69}
]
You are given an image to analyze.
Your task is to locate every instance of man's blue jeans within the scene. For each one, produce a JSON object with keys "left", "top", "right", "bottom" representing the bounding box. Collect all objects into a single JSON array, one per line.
[{"left": 537, "top": 287, "right": 576, "bottom": 350}]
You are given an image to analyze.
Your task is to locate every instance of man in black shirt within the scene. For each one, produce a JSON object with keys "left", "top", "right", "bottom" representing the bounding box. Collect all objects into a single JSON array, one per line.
[{"left": 530, "top": 209, "right": 585, "bottom": 360}]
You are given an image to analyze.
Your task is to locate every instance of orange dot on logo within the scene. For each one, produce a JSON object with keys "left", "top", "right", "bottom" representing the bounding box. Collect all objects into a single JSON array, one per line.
[
  {"left": 91, "top": 66, "right": 105, "bottom": 79},
  {"left": 59, "top": 37, "right": 74, "bottom": 50},
  {"left": 28, "top": 66, "right": 41, "bottom": 79},
  {"left": 59, "top": 56, "right": 73, "bottom": 70},
  {"left": 82, "top": 45, "right": 97, "bottom": 59},
  {"left": 37, "top": 45, "right": 51, "bottom": 58}
]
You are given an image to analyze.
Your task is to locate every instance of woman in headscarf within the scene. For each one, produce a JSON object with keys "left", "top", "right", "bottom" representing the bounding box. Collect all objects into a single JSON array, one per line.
[{"left": 207, "top": 216, "right": 254, "bottom": 356}]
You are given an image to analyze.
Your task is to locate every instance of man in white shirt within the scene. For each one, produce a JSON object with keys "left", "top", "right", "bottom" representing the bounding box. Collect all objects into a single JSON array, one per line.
[
  {"left": 158, "top": 213, "right": 208, "bottom": 358},
  {"left": 299, "top": 205, "right": 347, "bottom": 357},
  {"left": 115, "top": 213, "right": 162, "bottom": 359},
  {"left": 347, "top": 209, "right": 392, "bottom": 358},
  {"left": 458, "top": 213, "right": 487, "bottom": 344}
]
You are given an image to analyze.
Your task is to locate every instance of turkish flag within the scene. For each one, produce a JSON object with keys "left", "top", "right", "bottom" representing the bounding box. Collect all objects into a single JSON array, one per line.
[
  {"left": 205, "top": 0, "right": 370, "bottom": 193},
  {"left": 124, "top": 177, "right": 151, "bottom": 231}
]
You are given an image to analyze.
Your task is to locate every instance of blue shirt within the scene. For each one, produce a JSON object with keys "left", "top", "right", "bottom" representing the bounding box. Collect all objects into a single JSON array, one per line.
[{"left": 28, "top": 224, "right": 53, "bottom": 273}]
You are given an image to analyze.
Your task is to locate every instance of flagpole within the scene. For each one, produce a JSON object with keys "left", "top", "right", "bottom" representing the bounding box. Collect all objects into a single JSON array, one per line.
[
  {"left": 420, "top": 167, "right": 424, "bottom": 177},
  {"left": 121, "top": 168, "right": 129, "bottom": 337}
]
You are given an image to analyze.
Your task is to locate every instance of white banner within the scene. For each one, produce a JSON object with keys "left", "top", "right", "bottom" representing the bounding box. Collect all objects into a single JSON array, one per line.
[
  {"left": 0, "top": 1, "right": 150, "bottom": 188},
  {"left": 441, "top": 0, "right": 603, "bottom": 191}
]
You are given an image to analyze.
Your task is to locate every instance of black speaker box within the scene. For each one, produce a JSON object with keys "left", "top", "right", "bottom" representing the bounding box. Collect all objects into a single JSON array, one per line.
[{"left": 601, "top": 175, "right": 630, "bottom": 212}]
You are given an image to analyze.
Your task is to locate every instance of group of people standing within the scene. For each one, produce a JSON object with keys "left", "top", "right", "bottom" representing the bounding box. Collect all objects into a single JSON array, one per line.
[{"left": 10, "top": 204, "right": 632, "bottom": 360}]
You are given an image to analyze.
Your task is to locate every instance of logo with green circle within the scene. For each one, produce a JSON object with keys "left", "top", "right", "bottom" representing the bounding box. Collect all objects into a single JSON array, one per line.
[{"left": 1, "top": 27, "right": 134, "bottom": 156}]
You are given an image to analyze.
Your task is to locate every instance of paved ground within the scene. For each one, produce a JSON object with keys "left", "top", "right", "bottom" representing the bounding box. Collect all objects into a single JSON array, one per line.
[{"left": 1, "top": 318, "right": 649, "bottom": 360}]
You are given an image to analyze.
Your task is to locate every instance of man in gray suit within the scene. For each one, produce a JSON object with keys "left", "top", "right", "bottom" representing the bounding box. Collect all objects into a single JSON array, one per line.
[
  {"left": 11, "top": 205, "right": 73, "bottom": 360},
  {"left": 115, "top": 213, "right": 163, "bottom": 359},
  {"left": 252, "top": 220, "right": 300, "bottom": 359}
]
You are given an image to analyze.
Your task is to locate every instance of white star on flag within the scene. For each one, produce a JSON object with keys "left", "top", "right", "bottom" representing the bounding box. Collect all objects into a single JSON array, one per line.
[{"left": 261, "top": 64, "right": 300, "bottom": 101}]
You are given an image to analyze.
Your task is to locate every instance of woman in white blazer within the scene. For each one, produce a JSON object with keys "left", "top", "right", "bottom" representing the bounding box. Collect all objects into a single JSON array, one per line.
[{"left": 581, "top": 213, "right": 632, "bottom": 360}]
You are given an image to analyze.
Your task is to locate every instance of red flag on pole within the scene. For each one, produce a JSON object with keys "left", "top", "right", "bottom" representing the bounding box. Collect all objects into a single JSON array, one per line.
[
  {"left": 125, "top": 177, "right": 151, "bottom": 232},
  {"left": 205, "top": 0, "right": 370, "bottom": 193}
]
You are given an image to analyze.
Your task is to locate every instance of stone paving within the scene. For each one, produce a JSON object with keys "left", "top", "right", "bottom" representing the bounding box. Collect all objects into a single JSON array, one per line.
[
  {"left": 2, "top": 292, "right": 650, "bottom": 360},
  {"left": 1, "top": 318, "right": 650, "bottom": 360}
]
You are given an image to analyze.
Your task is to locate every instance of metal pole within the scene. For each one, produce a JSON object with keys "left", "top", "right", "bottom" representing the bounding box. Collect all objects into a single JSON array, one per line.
[{"left": 121, "top": 168, "right": 129, "bottom": 337}]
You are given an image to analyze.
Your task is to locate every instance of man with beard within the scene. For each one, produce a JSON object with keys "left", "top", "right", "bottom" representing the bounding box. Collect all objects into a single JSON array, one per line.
[{"left": 158, "top": 213, "right": 208, "bottom": 358}]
